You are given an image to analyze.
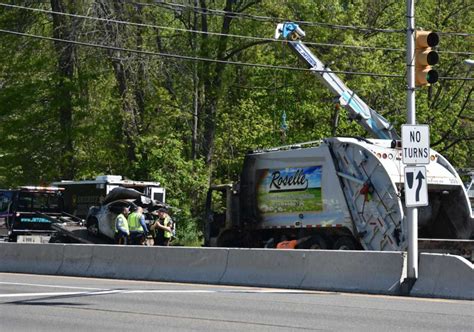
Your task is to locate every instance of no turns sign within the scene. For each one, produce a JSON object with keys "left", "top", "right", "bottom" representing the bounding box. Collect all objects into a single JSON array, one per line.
[{"left": 401, "top": 125, "right": 430, "bottom": 165}]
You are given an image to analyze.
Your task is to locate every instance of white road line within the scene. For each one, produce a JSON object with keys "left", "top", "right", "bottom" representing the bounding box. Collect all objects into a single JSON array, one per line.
[
  {"left": 0, "top": 288, "right": 310, "bottom": 299},
  {"left": 0, "top": 291, "right": 94, "bottom": 298},
  {"left": 0, "top": 290, "right": 215, "bottom": 299},
  {"left": 0, "top": 281, "right": 106, "bottom": 291}
]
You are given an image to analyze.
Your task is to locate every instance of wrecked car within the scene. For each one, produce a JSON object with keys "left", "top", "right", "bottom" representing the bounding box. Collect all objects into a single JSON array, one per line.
[{"left": 86, "top": 187, "right": 165, "bottom": 241}]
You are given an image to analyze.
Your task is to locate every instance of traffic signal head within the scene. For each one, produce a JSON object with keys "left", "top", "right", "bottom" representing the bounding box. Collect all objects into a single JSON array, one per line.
[{"left": 415, "top": 30, "right": 439, "bottom": 86}]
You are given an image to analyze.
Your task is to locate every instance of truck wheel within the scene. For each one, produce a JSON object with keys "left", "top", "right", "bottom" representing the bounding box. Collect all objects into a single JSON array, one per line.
[
  {"left": 87, "top": 218, "right": 99, "bottom": 237},
  {"left": 302, "top": 235, "right": 328, "bottom": 249},
  {"left": 334, "top": 237, "right": 357, "bottom": 250},
  {"left": 50, "top": 236, "right": 64, "bottom": 243},
  {"left": 216, "top": 230, "right": 240, "bottom": 248}
]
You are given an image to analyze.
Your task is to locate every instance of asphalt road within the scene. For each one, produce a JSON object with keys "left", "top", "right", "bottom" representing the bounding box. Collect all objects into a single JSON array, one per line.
[{"left": 0, "top": 273, "right": 472, "bottom": 331}]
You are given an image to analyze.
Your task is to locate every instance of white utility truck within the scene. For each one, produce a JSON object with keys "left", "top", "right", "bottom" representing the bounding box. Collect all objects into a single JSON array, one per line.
[{"left": 52, "top": 175, "right": 165, "bottom": 219}]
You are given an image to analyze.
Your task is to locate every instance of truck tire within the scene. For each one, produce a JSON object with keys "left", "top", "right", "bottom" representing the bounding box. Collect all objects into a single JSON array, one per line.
[
  {"left": 334, "top": 236, "right": 357, "bottom": 250},
  {"left": 50, "top": 235, "right": 65, "bottom": 243},
  {"left": 87, "top": 218, "right": 99, "bottom": 237},
  {"left": 302, "top": 235, "right": 328, "bottom": 249},
  {"left": 216, "top": 230, "right": 240, "bottom": 248}
]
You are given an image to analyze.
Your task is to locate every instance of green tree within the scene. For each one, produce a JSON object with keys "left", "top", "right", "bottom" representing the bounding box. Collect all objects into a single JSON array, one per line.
[{"left": 0, "top": 0, "right": 471, "bottom": 244}]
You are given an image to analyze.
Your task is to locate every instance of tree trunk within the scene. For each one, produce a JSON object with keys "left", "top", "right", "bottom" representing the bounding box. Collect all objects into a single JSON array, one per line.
[
  {"left": 96, "top": 0, "right": 138, "bottom": 163},
  {"left": 199, "top": 0, "right": 234, "bottom": 166},
  {"left": 51, "top": 0, "right": 76, "bottom": 179},
  {"left": 192, "top": 0, "right": 199, "bottom": 160}
]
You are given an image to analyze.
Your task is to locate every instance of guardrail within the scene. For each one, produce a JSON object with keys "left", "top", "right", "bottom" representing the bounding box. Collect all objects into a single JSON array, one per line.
[{"left": 0, "top": 243, "right": 472, "bottom": 300}]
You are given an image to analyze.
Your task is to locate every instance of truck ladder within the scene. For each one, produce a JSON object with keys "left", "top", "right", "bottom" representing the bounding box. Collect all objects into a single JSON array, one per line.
[{"left": 275, "top": 22, "right": 399, "bottom": 140}]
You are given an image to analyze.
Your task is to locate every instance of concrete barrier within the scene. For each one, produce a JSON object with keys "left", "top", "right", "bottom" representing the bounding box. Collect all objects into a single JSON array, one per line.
[
  {"left": 410, "top": 253, "right": 474, "bottom": 300},
  {"left": 110, "top": 245, "right": 156, "bottom": 280},
  {"left": 149, "top": 247, "right": 229, "bottom": 284},
  {"left": 220, "top": 248, "right": 306, "bottom": 288},
  {"left": 1, "top": 243, "right": 64, "bottom": 275},
  {"left": 300, "top": 250, "right": 405, "bottom": 295},
  {"left": 57, "top": 244, "right": 94, "bottom": 276},
  {"left": 1, "top": 243, "right": 472, "bottom": 300}
]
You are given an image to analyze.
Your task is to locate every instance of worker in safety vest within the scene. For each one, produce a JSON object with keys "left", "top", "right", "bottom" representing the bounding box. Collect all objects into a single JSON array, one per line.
[
  {"left": 114, "top": 206, "right": 130, "bottom": 245},
  {"left": 127, "top": 206, "right": 148, "bottom": 245},
  {"left": 150, "top": 207, "right": 173, "bottom": 246}
]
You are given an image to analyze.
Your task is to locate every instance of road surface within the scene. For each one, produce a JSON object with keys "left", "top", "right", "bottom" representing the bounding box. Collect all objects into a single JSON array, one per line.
[{"left": 0, "top": 273, "right": 472, "bottom": 331}]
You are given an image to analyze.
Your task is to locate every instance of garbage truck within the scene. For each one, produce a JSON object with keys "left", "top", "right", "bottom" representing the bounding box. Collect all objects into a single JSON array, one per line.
[{"left": 203, "top": 23, "right": 473, "bottom": 252}]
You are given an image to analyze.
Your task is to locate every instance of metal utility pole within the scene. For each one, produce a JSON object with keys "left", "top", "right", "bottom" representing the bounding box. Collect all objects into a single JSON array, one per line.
[{"left": 405, "top": 0, "right": 418, "bottom": 281}]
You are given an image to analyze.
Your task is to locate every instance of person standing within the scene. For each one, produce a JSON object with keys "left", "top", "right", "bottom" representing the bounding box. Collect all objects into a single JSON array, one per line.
[
  {"left": 114, "top": 206, "right": 130, "bottom": 245},
  {"left": 127, "top": 206, "right": 148, "bottom": 245},
  {"left": 151, "top": 208, "right": 173, "bottom": 246}
]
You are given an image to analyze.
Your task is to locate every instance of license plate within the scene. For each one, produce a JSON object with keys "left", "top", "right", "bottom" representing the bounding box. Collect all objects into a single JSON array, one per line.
[{"left": 17, "top": 235, "right": 50, "bottom": 244}]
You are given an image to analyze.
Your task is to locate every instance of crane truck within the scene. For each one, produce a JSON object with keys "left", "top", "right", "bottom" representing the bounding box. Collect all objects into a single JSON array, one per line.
[{"left": 203, "top": 23, "right": 473, "bottom": 255}]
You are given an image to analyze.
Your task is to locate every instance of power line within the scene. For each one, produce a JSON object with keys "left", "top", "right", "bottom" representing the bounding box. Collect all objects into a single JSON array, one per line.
[
  {"left": 439, "top": 50, "right": 474, "bottom": 56},
  {"left": 438, "top": 31, "right": 474, "bottom": 37},
  {"left": 1, "top": 3, "right": 472, "bottom": 56},
  {"left": 147, "top": 1, "right": 406, "bottom": 33},
  {"left": 0, "top": 3, "right": 405, "bottom": 53},
  {"left": 147, "top": 0, "right": 474, "bottom": 37},
  {"left": 0, "top": 28, "right": 404, "bottom": 78},
  {"left": 0, "top": 28, "right": 472, "bottom": 82},
  {"left": 439, "top": 76, "right": 474, "bottom": 81}
]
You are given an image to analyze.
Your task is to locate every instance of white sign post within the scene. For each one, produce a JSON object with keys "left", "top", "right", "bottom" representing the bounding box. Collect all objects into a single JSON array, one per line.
[
  {"left": 404, "top": 166, "right": 428, "bottom": 207},
  {"left": 401, "top": 124, "right": 430, "bottom": 284},
  {"left": 402, "top": 125, "right": 430, "bottom": 165}
]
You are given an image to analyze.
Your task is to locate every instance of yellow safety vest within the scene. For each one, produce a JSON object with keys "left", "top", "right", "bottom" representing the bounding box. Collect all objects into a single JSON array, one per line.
[
  {"left": 163, "top": 215, "right": 172, "bottom": 239},
  {"left": 115, "top": 214, "right": 129, "bottom": 234},
  {"left": 128, "top": 212, "right": 144, "bottom": 232}
]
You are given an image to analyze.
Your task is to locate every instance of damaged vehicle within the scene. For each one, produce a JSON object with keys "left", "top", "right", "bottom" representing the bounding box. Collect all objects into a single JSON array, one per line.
[{"left": 86, "top": 187, "right": 166, "bottom": 241}]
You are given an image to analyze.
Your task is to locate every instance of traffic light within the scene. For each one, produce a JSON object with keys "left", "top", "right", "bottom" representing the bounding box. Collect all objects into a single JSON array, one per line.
[{"left": 415, "top": 30, "right": 439, "bottom": 86}]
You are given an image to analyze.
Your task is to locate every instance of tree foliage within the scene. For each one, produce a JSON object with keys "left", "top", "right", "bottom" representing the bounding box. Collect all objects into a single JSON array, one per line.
[{"left": 0, "top": 0, "right": 472, "bottom": 244}]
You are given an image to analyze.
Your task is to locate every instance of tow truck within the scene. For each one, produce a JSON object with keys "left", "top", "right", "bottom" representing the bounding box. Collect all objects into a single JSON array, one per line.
[
  {"left": 0, "top": 186, "right": 113, "bottom": 244},
  {"left": 0, "top": 181, "right": 168, "bottom": 244},
  {"left": 0, "top": 186, "right": 85, "bottom": 243}
]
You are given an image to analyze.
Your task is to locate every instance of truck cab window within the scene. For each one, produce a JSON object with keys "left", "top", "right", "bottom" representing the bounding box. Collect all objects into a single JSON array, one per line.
[
  {"left": 47, "top": 194, "right": 60, "bottom": 210},
  {"left": 32, "top": 193, "right": 48, "bottom": 209},
  {"left": 0, "top": 191, "right": 13, "bottom": 212},
  {"left": 18, "top": 195, "right": 33, "bottom": 210}
]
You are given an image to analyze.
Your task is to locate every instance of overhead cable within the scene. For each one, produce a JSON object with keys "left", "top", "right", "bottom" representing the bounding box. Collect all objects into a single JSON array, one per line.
[
  {"left": 1, "top": 3, "right": 472, "bottom": 56},
  {"left": 0, "top": 28, "right": 472, "bottom": 81},
  {"left": 0, "top": 3, "right": 404, "bottom": 53},
  {"left": 0, "top": 28, "right": 404, "bottom": 78},
  {"left": 148, "top": 0, "right": 474, "bottom": 37},
  {"left": 147, "top": 1, "right": 405, "bottom": 33}
]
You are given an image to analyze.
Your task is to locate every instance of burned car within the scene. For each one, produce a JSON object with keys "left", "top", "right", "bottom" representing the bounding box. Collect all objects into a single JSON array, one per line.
[{"left": 86, "top": 187, "right": 165, "bottom": 240}]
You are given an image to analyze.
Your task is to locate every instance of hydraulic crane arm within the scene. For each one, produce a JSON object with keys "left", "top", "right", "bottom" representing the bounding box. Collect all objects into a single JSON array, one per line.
[{"left": 275, "top": 22, "right": 399, "bottom": 140}]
